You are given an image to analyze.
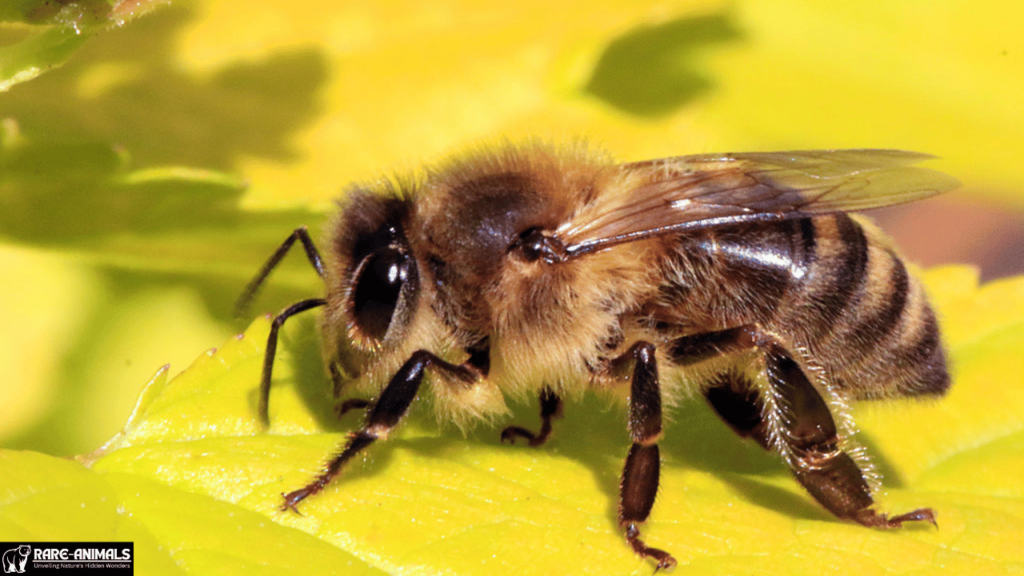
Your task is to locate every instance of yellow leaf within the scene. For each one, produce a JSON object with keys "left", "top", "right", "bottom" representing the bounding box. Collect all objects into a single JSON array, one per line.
[{"left": 1, "top": 267, "right": 1016, "bottom": 573}]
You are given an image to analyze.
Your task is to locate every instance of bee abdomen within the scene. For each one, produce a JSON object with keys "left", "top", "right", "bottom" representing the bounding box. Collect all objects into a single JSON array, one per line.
[
  {"left": 784, "top": 214, "right": 870, "bottom": 339},
  {"left": 653, "top": 213, "right": 948, "bottom": 399},
  {"left": 783, "top": 214, "right": 949, "bottom": 399}
]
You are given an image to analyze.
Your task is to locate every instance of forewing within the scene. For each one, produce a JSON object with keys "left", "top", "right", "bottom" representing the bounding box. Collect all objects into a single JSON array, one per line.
[{"left": 557, "top": 149, "right": 959, "bottom": 257}]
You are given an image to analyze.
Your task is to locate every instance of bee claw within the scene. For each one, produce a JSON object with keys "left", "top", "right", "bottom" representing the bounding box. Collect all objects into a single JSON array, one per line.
[
  {"left": 500, "top": 426, "right": 533, "bottom": 445},
  {"left": 336, "top": 398, "right": 371, "bottom": 417},
  {"left": 280, "top": 494, "right": 304, "bottom": 515}
]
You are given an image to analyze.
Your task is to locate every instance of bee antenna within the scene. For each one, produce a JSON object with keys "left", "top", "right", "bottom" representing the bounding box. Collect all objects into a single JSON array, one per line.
[{"left": 235, "top": 227, "right": 325, "bottom": 319}]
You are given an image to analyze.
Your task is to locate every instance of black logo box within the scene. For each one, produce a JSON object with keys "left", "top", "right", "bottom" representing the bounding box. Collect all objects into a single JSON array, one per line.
[{"left": 1, "top": 542, "right": 133, "bottom": 574}]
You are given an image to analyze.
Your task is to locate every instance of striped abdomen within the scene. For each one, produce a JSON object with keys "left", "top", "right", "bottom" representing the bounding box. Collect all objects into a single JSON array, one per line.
[{"left": 651, "top": 213, "right": 949, "bottom": 400}]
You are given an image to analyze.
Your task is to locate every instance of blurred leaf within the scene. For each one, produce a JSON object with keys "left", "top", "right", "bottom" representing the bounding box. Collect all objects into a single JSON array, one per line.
[
  {"left": 2, "top": 266, "right": 1021, "bottom": 574},
  {"left": 0, "top": 26, "right": 90, "bottom": 91},
  {"left": 0, "top": 120, "right": 322, "bottom": 276},
  {"left": 2, "top": 0, "right": 1012, "bottom": 206},
  {"left": 583, "top": 13, "right": 741, "bottom": 117},
  {"left": 693, "top": 1, "right": 1024, "bottom": 205},
  {"left": 0, "top": 0, "right": 168, "bottom": 91},
  {"left": 0, "top": 122, "right": 327, "bottom": 455}
]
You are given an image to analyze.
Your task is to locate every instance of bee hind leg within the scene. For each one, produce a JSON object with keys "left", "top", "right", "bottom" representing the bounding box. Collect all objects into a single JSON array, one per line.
[
  {"left": 500, "top": 387, "right": 562, "bottom": 447},
  {"left": 612, "top": 341, "right": 677, "bottom": 571},
  {"left": 694, "top": 328, "right": 936, "bottom": 529},
  {"left": 703, "top": 371, "right": 770, "bottom": 450}
]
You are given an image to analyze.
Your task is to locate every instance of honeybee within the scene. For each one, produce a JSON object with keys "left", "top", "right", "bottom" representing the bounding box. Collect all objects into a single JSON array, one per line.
[{"left": 238, "top": 143, "right": 958, "bottom": 570}]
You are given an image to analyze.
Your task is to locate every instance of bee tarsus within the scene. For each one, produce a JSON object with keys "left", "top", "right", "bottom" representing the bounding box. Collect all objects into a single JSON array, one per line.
[
  {"left": 624, "top": 517, "right": 676, "bottom": 572},
  {"left": 280, "top": 350, "right": 483, "bottom": 513},
  {"left": 281, "top": 430, "right": 377, "bottom": 513},
  {"left": 856, "top": 507, "right": 938, "bottom": 529},
  {"left": 499, "top": 387, "right": 563, "bottom": 446}
]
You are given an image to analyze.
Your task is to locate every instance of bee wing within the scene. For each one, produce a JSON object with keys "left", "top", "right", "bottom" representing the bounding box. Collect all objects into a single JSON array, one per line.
[{"left": 557, "top": 149, "right": 959, "bottom": 257}]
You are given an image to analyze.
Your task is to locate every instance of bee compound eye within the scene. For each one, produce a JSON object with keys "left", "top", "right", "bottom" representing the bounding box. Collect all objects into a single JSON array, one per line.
[{"left": 351, "top": 247, "right": 410, "bottom": 340}]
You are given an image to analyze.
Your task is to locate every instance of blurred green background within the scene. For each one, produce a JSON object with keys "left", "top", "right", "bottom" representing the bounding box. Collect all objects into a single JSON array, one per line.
[{"left": 1, "top": 0, "right": 1022, "bottom": 457}]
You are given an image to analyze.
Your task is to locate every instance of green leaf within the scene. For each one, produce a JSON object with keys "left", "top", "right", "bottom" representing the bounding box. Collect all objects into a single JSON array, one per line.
[
  {"left": 3, "top": 266, "right": 1022, "bottom": 574},
  {"left": 0, "top": 26, "right": 90, "bottom": 91},
  {"left": 0, "top": 449, "right": 385, "bottom": 575},
  {"left": 0, "top": 121, "right": 321, "bottom": 455},
  {"left": 0, "top": 0, "right": 168, "bottom": 91}
]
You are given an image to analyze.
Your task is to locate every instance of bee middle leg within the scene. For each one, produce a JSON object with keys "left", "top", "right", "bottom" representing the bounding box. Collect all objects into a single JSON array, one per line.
[
  {"left": 676, "top": 326, "right": 936, "bottom": 528},
  {"left": 281, "top": 350, "right": 481, "bottom": 512},
  {"left": 500, "top": 387, "right": 563, "bottom": 446},
  {"left": 610, "top": 341, "right": 677, "bottom": 571}
]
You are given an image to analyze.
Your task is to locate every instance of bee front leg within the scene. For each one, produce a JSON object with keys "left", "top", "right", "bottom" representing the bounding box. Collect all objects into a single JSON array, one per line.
[
  {"left": 281, "top": 350, "right": 480, "bottom": 512},
  {"left": 693, "top": 328, "right": 936, "bottom": 529},
  {"left": 611, "top": 341, "right": 677, "bottom": 572},
  {"left": 500, "top": 387, "right": 563, "bottom": 447}
]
